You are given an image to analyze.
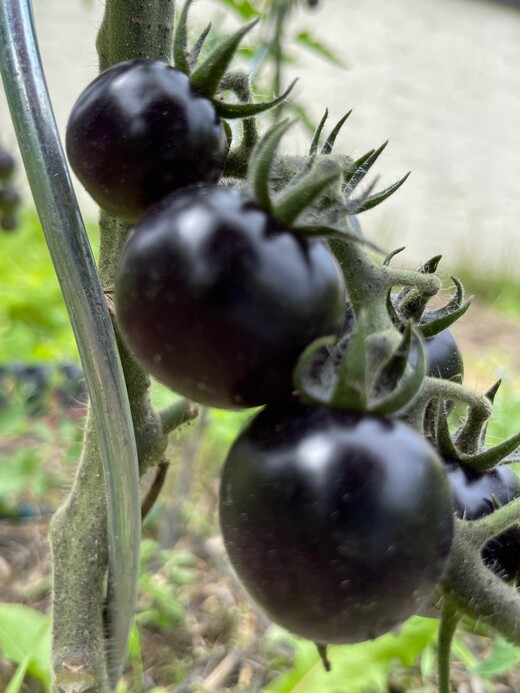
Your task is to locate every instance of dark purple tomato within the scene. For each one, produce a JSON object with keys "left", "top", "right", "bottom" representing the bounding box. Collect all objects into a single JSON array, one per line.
[
  {"left": 115, "top": 185, "right": 346, "bottom": 409},
  {"left": 66, "top": 60, "right": 227, "bottom": 222},
  {"left": 424, "top": 329, "right": 464, "bottom": 383},
  {"left": 0, "top": 150, "right": 15, "bottom": 180},
  {"left": 219, "top": 402, "right": 454, "bottom": 643},
  {"left": 445, "top": 459, "right": 520, "bottom": 582}
]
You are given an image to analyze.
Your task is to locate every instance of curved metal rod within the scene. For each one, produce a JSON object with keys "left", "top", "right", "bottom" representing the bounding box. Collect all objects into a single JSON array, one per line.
[{"left": 0, "top": 0, "right": 140, "bottom": 685}]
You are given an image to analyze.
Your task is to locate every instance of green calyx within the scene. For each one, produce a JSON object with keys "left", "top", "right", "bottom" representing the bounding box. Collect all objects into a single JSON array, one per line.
[
  {"left": 432, "top": 380, "right": 520, "bottom": 473},
  {"left": 173, "top": 0, "right": 295, "bottom": 119},
  {"left": 294, "top": 313, "right": 427, "bottom": 415},
  {"left": 310, "top": 110, "right": 411, "bottom": 215},
  {"left": 386, "top": 253, "right": 473, "bottom": 337},
  {"left": 245, "top": 119, "right": 377, "bottom": 246}
]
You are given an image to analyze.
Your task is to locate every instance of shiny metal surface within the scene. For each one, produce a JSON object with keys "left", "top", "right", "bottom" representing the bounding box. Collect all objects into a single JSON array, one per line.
[{"left": 0, "top": 0, "right": 140, "bottom": 685}]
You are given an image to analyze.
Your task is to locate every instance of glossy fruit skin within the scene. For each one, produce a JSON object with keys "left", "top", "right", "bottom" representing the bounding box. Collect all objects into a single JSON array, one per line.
[
  {"left": 66, "top": 60, "right": 227, "bottom": 222},
  {"left": 424, "top": 328, "right": 464, "bottom": 383},
  {"left": 219, "top": 402, "right": 454, "bottom": 643},
  {"left": 115, "top": 185, "right": 346, "bottom": 409},
  {"left": 445, "top": 460, "right": 520, "bottom": 582}
]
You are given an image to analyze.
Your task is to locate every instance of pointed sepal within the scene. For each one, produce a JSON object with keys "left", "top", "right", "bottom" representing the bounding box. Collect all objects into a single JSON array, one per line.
[
  {"left": 191, "top": 18, "right": 259, "bottom": 97},
  {"left": 321, "top": 110, "right": 353, "bottom": 155},
  {"left": 369, "top": 326, "right": 427, "bottom": 415},
  {"left": 273, "top": 158, "right": 342, "bottom": 227},
  {"left": 215, "top": 79, "right": 297, "bottom": 119},
  {"left": 309, "top": 109, "right": 329, "bottom": 156},
  {"left": 247, "top": 119, "right": 295, "bottom": 212},
  {"left": 173, "top": 0, "right": 194, "bottom": 74},
  {"left": 330, "top": 311, "right": 369, "bottom": 411},
  {"left": 352, "top": 172, "right": 410, "bottom": 214}
]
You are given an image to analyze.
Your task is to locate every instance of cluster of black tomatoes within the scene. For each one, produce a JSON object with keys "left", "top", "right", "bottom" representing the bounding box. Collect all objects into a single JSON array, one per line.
[
  {"left": 66, "top": 56, "right": 520, "bottom": 653},
  {"left": 0, "top": 145, "right": 20, "bottom": 231}
]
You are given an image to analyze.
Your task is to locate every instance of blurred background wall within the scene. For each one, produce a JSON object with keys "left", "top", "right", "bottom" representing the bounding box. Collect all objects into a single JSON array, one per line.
[{"left": 1, "top": 0, "right": 520, "bottom": 275}]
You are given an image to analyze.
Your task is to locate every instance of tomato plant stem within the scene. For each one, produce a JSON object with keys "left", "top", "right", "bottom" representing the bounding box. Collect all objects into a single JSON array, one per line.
[
  {"left": 437, "top": 600, "right": 460, "bottom": 693},
  {"left": 0, "top": 0, "right": 141, "bottom": 688}
]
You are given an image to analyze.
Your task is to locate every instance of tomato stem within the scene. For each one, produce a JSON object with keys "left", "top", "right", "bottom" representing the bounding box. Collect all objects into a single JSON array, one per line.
[{"left": 437, "top": 600, "right": 460, "bottom": 693}]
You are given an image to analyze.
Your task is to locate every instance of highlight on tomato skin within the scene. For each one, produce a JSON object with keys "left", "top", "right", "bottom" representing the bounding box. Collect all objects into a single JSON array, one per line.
[
  {"left": 66, "top": 60, "right": 228, "bottom": 223},
  {"left": 114, "top": 185, "right": 347, "bottom": 410},
  {"left": 219, "top": 401, "right": 454, "bottom": 644}
]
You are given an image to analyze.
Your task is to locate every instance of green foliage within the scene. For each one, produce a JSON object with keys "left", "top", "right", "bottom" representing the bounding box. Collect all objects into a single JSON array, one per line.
[
  {"left": 265, "top": 617, "right": 440, "bottom": 693},
  {"left": 0, "top": 604, "right": 52, "bottom": 692},
  {"left": 0, "top": 399, "right": 83, "bottom": 516},
  {"left": 474, "top": 637, "right": 520, "bottom": 677},
  {"left": 0, "top": 209, "right": 96, "bottom": 363},
  {"left": 456, "top": 266, "right": 520, "bottom": 319}
]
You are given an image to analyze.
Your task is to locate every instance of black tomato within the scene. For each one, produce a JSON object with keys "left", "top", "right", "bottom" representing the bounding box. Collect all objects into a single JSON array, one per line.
[
  {"left": 66, "top": 60, "right": 227, "bottom": 222},
  {"left": 445, "top": 460, "right": 520, "bottom": 582},
  {"left": 115, "top": 186, "right": 346, "bottom": 409},
  {"left": 424, "top": 328, "right": 464, "bottom": 383},
  {"left": 219, "top": 402, "right": 454, "bottom": 643},
  {"left": 0, "top": 150, "right": 15, "bottom": 180}
]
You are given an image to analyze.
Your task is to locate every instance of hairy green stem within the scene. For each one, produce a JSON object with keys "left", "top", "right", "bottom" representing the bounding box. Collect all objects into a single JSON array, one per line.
[
  {"left": 51, "top": 414, "right": 110, "bottom": 693},
  {"left": 437, "top": 600, "right": 460, "bottom": 693},
  {"left": 400, "top": 376, "right": 492, "bottom": 432},
  {"left": 49, "top": 3, "right": 178, "bottom": 692},
  {"left": 442, "top": 516, "right": 520, "bottom": 645}
]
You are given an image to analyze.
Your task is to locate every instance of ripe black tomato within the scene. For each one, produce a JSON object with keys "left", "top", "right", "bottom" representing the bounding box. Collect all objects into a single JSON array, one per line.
[
  {"left": 66, "top": 60, "right": 227, "bottom": 222},
  {"left": 445, "top": 460, "right": 520, "bottom": 582},
  {"left": 424, "top": 328, "right": 463, "bottom": 384},
  {"left": 115, "top": 185, "right": 346, "bottom": 409},
  {"left": 219, "top": 402, "right": 454, "bottom": 643}
]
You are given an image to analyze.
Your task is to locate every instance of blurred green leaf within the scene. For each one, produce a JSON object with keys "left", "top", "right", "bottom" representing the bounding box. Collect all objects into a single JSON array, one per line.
[
  {"left": 0, "top": 604, "right": 51, "bottom": 690},
  {"left": 295, "top": 31, "right": 344, "bottom": 66},
  {"left": 265, "top": 617, "right": 439, "bottom": 693},
  {"left": 209, "top": 0, "right": 260, "bottom": 19},
  {"left": 0, "top": 209, "right": 97, "bottom": 363},
  {"left": 474, "top": 637, "right": 520, "bottom": 677},
  {"left": 5, "top": 655, "right": 31, "bottom": 693}
]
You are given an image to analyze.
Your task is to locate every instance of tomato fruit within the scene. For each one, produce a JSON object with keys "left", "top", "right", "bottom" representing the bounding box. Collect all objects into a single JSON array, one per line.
[
  {"left": 424, "top": 328, "right": 463, "bottom": 383},
  {"left": 445, "top": 459, "right": 520, "bottom": 582},
  {"left": 66, "top": 60, "right": 227, "bottom": 222},
  {"left": 0, "top": 150, "right": 15, "bottom": 180},
  {"left": 115, "top": 185, "right": 346, "bottom": 409},
  {"left": 219, "top": 402, "right": 454, "bottom": 643}
]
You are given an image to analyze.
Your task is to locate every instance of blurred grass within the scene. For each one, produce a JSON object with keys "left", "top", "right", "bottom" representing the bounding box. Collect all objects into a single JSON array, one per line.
[{"left": 0, "top": 209, "right": 97, "bottom": 363}]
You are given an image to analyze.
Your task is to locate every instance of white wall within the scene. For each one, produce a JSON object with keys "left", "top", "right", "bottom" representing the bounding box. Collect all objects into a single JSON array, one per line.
[{"left": 2, "top": 0, "right": 520, "bottom": 275}]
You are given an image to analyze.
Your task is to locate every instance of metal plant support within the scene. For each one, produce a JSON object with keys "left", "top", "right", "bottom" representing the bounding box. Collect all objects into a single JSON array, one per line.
[{"left": 0, "top": 0, "right": 141, "bottom": 685}]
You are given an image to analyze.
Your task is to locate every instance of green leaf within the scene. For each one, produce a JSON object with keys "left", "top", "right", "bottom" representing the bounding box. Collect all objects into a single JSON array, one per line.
[
  {"left": 0, "top": 604, "right": 51, "bottom": 689},
  {"left": 265, "top": 617, "right": 439, "bottom": 693},
  {"left": 210, "top": 0, "right": 260, "bottom": 20},
  {"left": 295, "top": 31, "right": 344, "bottom": 66},
  {"left": 474, "top": 637, "right": 520, "bottom": 677},
  {"left": 5, "top": 655, "right": 31, "bottom": 693}
]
